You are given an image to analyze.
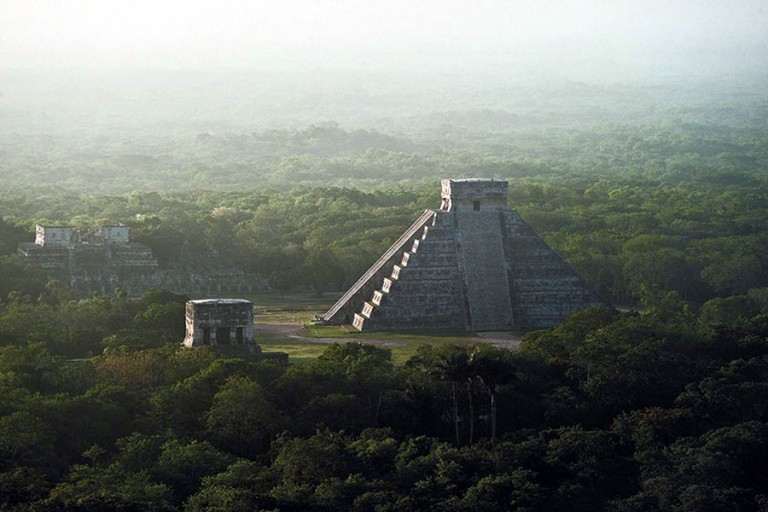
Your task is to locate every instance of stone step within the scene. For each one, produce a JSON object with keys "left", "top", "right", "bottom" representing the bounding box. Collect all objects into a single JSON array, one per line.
[
  {"left": 353, "top": 313, "right": 366, "bottom": 331},
  {"left": 323, "top": 209, "right": 437, "bottom": 323},
  {"left": 361, "top": 301, "right": 376, "bottom": 319}
]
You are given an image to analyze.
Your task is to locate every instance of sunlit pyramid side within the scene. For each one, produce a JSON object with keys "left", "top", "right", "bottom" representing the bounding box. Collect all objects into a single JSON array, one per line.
[{"left": 321, "top": 178, "right": 609, "bottom": 331}]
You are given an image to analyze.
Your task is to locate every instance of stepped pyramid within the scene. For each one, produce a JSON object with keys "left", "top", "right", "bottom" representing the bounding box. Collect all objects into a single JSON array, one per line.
[{"left": 322, "top": 179, "right": 609, "bottom": 331}]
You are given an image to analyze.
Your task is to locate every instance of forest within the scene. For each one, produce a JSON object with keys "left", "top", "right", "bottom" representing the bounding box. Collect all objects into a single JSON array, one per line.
[{"left": 1, "top": 71, "right": 768, "bottom": 510}]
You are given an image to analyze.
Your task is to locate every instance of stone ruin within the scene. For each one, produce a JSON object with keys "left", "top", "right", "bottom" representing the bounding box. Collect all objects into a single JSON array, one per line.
[
  {"left": 183, "top": 299, "right": 257, "bottom": 348},
  {"left": 18, "top": 224, "right": 268, "bottom": 297},
  {"left": 18, "top": 224, "right": 159, "bottom": 295},
  {"left": 322, "top": 178, "right": 610, "bottom": 331},
  {"left": 182, "top": 298, "right": 288, "bottom": 362}
]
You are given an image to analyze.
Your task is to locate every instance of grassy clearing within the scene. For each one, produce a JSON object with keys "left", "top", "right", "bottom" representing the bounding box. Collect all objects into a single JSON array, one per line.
[
  {"left": 249, "top": 292, "right": 336, "bottom": 324},
  {"left": 207, "top": 291, "right": 336, "bottom": 323},
  {"left": 258, "top": 334, "right": 483, "bottom": 366},
  {"left": 304, "top": 325, "right": 479, "bottom": 363},
  {"left": 258, "top": 343, "right": 327, "bottom": 365},
  {"left": 244, "top": 292, "right": 499, "bottom": 365},
  {"left": 259, "top": 322, "right": 483, "bottom": 366},
  {"left": 206, "top": 291, "right": 338, "bottom": 308},
  {"left": 305, "top": 324, "right": 472, "bottom": 342},
  {"left": 255, "top": 309, "right": 321, "bottom": 324}
]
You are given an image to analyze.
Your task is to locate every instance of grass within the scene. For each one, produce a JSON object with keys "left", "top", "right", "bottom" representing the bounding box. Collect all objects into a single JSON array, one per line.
[
  {"left": 258, "top": 333, "right": 484, "bottom": 366},
  {"left": 215, "top": 291, "right": 503, "bottom": 365},
  {"left": 255, "top": 323, "right": 329, "bottom": 365},
  {"left": 207, "top": 291, "right": 339, "bottom": 308},
  {"left": 257, "top": 319, "right": 484, "bottom": 366},
  {"left": 258, "top": 343, "right": 328, "bottom": 365},
  {"left": 303, "top": 324, "right": 478, "bottom": 362},
  {"left": 201, "top": 291, "right": 336, "bottom": 323},
  {"left": 305, "top": 324, "right": 472, "bottom": 342},
  {"left": 250, "top": 292, "right": 336, "bottom": 324},
  {"left": 388, "top": 338, "right": 479, "bottom": 365}
]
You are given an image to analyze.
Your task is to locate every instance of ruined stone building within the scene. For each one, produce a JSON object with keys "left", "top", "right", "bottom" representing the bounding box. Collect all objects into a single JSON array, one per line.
[
  {"left": 18, "top": 224, "right": 268, "bottom": 297},
  {"left": 322, "top": 179, "right": 609, "bottom": 331},
  {"left": 183, "top": 299, "right": 256, "bottom": 348},
  {"left": 182, "top": 299, "right": 288, "bottom": 362},
  {"left": 18, "top": 224, "right": 159, "bottom": 295}
]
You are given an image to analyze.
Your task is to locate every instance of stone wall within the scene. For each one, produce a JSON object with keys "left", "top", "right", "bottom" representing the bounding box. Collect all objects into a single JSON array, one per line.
[
  {"left": 183, "top": 299, "right": 255, "bottom": 348},
  {"left": 99, "top": 226, "right": 130, "bottom": 245},
  {"left": 455, "top": 210, "right": 516, "bottom": 330},
  {"left": 182, "top": 299, "right": 288, "bottom": 363},
  {"left": 501, "top": 210, "right": 606, "bottom": 328},
  {"left": 35, "top": 225, "right": 73, "bottom": 247},
  {"left": 326, "top": 179, "right": 611, "bottom": 332},
  {"left": 358, "top": 213, "right": 467, "bottom": 331},
  {"left": 19, "top": 224, "right": 269, "bottom": 297}
]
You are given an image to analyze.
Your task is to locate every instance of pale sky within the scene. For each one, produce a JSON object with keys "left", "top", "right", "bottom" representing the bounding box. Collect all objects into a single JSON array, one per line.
[{"left": 1, "top": 0, "right": 767, "bottom": 76}]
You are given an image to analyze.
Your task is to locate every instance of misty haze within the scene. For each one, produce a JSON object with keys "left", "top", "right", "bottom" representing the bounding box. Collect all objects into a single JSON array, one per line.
[{"left": 1, "top": 1, "right": 768, "bottom": 511}]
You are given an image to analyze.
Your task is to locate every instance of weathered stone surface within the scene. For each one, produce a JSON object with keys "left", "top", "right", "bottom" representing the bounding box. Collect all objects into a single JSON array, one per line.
[
  {"left": 182, "top": 298, "right": 288, "bottom": 362},
  {"left": 456, "top": 210, "right": 516, "bottom": 330},
  {"left": 19, "top": 225, "right": 268, "bottom": 297},
  {"left": 19, "top": 224, "right": 160, "bottom": 295},
  {"left": 323, "top": 179, "right": 610, "bottom": 332},
  {"left": 183, "top": 298, "right": 256, "bottom": 348},
  {"left": 322, "top": 210, "right": 437, "bottom": 326}
]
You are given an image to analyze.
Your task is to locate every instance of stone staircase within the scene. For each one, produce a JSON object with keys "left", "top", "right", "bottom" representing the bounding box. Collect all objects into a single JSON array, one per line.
[
  {"left": 455, "top": 211, "right": 516, "bottom": 331},
  {"left": 353, "top": 210, "right": 466, "bottom": 331},
  {"left": 323, "top": 209, "right": 437, "bottom": 325},
  {"left": 322, "top": 179, "right": 611, "bottom": 332}
]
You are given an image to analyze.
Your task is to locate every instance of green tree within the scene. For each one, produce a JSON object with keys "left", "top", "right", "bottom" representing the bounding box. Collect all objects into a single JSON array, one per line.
[
  {"left": 205, "top": 376, "right": 282, "bottom": 458},
  {"left": 46, "top": 463, "right": 175, "bottom": 512},
  {"left": 469, "top": 345, "right": 517, "bottom": 441},
  {"left": 0, "top": 255, "right": 47, "bottom": 302},
  {"left": 270, "top": 429, "right": 358, "bottom": 508},
  {"left": 185, "top": 460, "right": 276, "bottom": 512},
  {"left": 153, "top": 439, "right": 235, "bottom": 503},
  {"left": 0, "top": 411, "right": 55, "bottom": 469}
]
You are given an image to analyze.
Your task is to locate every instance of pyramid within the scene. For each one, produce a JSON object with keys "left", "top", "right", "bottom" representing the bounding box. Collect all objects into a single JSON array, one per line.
[{"left": 322, "top": 179, "right": 609, "bottom": 331}]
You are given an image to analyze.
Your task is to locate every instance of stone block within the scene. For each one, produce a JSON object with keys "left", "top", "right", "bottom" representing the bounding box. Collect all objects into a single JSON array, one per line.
[{"left": 323, "top": 179, "right": 611, "bottom": 332}]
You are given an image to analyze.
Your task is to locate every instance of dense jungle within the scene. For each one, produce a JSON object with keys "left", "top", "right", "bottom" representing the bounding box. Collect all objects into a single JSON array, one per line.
[{"left": 1, "top": 70, "right": 768, "bottom": 511}]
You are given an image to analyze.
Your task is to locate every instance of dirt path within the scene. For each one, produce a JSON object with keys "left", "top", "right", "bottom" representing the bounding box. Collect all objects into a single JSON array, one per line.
[{"left": 258, "top": 323, "right": 523, "bottom": 350}]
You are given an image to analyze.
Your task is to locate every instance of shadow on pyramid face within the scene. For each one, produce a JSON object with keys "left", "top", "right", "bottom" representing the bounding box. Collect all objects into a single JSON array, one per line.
[{"left": 322, "top": 179, "right": 611, "bottom": 332}]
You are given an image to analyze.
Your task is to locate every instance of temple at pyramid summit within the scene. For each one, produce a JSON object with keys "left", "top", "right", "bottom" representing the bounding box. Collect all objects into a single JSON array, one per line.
[{"left": 321, "top": 179, "right": 610, "bottom": 332}]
